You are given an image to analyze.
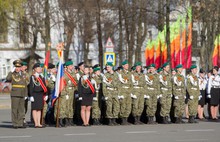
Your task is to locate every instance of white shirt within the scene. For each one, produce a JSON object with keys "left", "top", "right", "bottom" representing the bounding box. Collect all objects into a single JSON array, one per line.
[
  {"left": 207, "top": 75, "right": 220, "bottom": 94},
  {"left": 198, "top": 77, "right": 207, "bottom": 90}
]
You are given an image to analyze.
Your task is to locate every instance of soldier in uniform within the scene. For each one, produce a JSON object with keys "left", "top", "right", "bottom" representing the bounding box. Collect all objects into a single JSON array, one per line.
[
  {"left": 186, "top": 65, "right": 200, "bottom": 123},
  {"left": 91, "top": 66, "right": 102, "bottom": 125},
  {"left": 6, "top": 60, "right": 27, "bottom": 129},
  {"left": 118, "top": 60, "right": 133, "bottom": 125},
  {"left": 172, "top": 64, "right": 186, "bottom": 123},
  {"left": 131, "top": 62, "right": 145, "bottom": 124},
  {"left": 64, "top": 60, "right": 78, "bottom": 126},
  {"left": 102, "top": 63, "right": 120, "bottom": 125},
  {"left": 21, "top": 61, "right": 30, "bottom": 126},
  {"left": 144, "top": 63, "right": 160, "bottom": 124},
  {"left": 159, "top": 62, "right": 172, "bottom": 124},
  {"left": 78, "top": 62, "right": 85, "bottom": 76}
]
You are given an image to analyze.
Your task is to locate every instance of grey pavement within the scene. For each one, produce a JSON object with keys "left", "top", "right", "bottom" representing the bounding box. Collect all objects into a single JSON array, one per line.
[
  {"left": 0, "top": 108, "right": 220, "bottom": 142},
  {"left": 0, "top": 93, "right": 11, "bottom": 109}
]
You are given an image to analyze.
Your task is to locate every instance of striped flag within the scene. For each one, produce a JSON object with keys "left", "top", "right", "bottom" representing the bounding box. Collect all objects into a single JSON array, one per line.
[
  {"left": 212, "top": 35, "right": 220, "bottom": 66},
  {"left": 186, "top": 7, "right": 192, "bottom": 69},
  {"left": 43, "top": 50, "right": 50, "bottom": 81}
]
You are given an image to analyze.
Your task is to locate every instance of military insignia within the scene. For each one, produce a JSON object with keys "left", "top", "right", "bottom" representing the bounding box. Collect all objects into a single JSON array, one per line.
[
  {"left": 108, "top": 77, "right": 112, "bottom": 82},
  {"left": 123, "top": 76, "right": 129, "bottom": 81},
  {"left": 163, "top": 75, "right": 166, "bottom": 81},
  {"left": 134, "top": 76, "right": 139, "bottom": 81},
  {"left": 177, "top": 76, "right": 182, "bottom": 81},
  {"left": 148, "top": 75, "right": 154, "bottom": 80}
]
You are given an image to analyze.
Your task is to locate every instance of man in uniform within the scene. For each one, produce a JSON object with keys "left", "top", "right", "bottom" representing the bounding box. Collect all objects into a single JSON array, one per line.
[
  {"left": 21, "top": 61, "right": 30, "bottom": 126},
  {"left": 131, "top": 62, "right": 145, "bottom": 124},
  {"left": 78, "top": 62, "right": 85, "bottom": 76},
  {"left": 172, "top": 64, "right": 186, "bottom": 123},
  {"left": 64, "top": 60, "right": 78, "bottom": 126},
  {"left": 186, "top": 65, "right": 200, "bottom": 123},
  {"left": 91, "top": 66, "right": 102, "bottom": 125},
  {"left": 102, "top": 63, "right": 120, "bottom": 125},
  {"left": 6, "top": 60, "right": 27, "bottom": 128},
  {"left": 118, "top": 60, "right": 133, "bottom": 125},
  {"left": 159, "top": 62, "right": 172, "bottom": 124},
  {"left": 144, "top": 63, "right": 160, "bottom": 124}
]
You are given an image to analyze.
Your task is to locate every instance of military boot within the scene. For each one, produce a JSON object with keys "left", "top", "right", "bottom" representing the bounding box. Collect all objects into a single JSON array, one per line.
[
  {"left": 161, "top": 117, "right": 168, "bottom": 124},
  {"left": 134, "top": 116, "right": 138, "bottom": 125},
  {"left": 188, "top": 116, "right": 198, "bottom": 123},
  {"left": 112, "top": 118, "right": 119, "bottom": 125},
  {"left": 69, "top": 118, "right": 75, "bottom": 126},
  {"left": 121, "top": 117, "right": 128, "bottom": 125},
  {"left": 108, "top": 118, "right": 114, "bottom": 126},
  {"left": 147, "top": 116, "right": 154, "bottom": 124},
  {"left": 64, "top": 118, "right": 69, "bottom": 126},
  {"left": 93, "top": 119, "right": 100, "bottom": 125},
  {"left": 165, "top": 116, "right": 171, "bottom": 124},
  {"left": 175, "top": 117, "right": 181, "bottom": 124},
  {"left": 59, "top": 119, "right": 65, "bottom": 127}
]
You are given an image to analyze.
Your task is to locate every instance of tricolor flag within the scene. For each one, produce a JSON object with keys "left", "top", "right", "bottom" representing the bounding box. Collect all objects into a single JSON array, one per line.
[
  {"left": 43, "top": 50, "right": 50, "bottom": 81},
  {"left": 51, "top": 59, "right": 65, "bottom": 106}
]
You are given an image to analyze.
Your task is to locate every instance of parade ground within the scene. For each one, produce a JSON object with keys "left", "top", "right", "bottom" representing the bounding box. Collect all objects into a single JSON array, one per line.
[{"left": 0, "top": 94, "right": 219, "bottom": 142}]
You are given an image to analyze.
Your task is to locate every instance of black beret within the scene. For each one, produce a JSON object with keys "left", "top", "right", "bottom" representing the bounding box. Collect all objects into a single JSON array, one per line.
[
  {"left": 48, "top": 63, "right": 55, "bottom": 69},
  {"left": 78, "top": 62, "right": 84, "bottom": 67},
  {"left": 32, "top": 63, "right": 41, "bottom": 69}
]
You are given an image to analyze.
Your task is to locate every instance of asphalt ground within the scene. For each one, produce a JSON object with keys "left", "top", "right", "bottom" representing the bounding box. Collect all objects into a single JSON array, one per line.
[{"left": 0, "top": 95, "right": 220, "bottom": 142}]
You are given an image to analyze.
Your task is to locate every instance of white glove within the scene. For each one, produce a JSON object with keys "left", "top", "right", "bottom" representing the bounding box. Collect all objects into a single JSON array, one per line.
[
  {"left": 207, "top": 94, "right": 211, "bottom": 98},
  {"left": 198, "top": 95, "right": 202, "bottom": 100},
  {"left": 159, "top": 94, "right": 163, "bottom": 98},
  {"left": 189, "top": 96, "right": 194, "bottom": 100},
  {"left": 78, "top": 97, "right": 82, "bottom": 100},
  {"left": 175, "top": 96, "right": 179, "bottom": 100},
  {"left": 34, "top": 73, "right": 39, "bottom": 78},
  {"left": 44, "top": 96, "right": 48, "bottom": 101},
  {"left": 68, "top": 80, "right": 71, "bottom": 85},
  {"left": 131, "top": 94, "right": 137, "bottom": 99},
  {"left": 184, "top": 96, "right": 186, "bottom": 99},
  {"left": 51, "top": 75, "right": 56, "bottom": 82},
  {"left": 11, "top": 67, "right": 16, "bottom": 72},
  {"left": 82, "top": 75, "right": 88, "bottom": 80},
  {"left": 93, "top": 97, "right": 98, "bottom": 101},
  {"left": 144, "top": 95, "right": 150, "bottom": 99},
  {"left": 105, "top": 97, "right": 108, "bottom": 100},
  {"left": 120, "top": 95, "right": 124, "bottom": 99},
  {"left": 157, "top": 95, "right": 160, "bottom": 99},
  {"left": 29, "top": 96, "right": 34, "bottom": 102},
  {"left": 91, "top": 79, "right": 96, "bottom": 84},
  {"left": 118, "top": 96, "right": 121, "bottom": 99},
  {"left": 170, "top": 94, "right": 173, "bottom": 97},
  {"left": 24, "top": 97, "right": 28, "bottom": 100},
  {"left": 66, "top": 95, "right": 69, "bottom": 100},
  {"left": 134, "top": 81, "right": 138, "bottom": 86}
]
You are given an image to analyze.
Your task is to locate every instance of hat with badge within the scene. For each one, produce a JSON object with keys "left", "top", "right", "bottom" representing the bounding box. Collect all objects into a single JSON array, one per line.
[
  {"left": 32, "top": 63, "right": 41, "bottom": 69},
  {"left": 162, "top": 62, "right": 169, "bottom": 68},
  {"left": 65, "top": 60, "right": 73, "bottom": 66},
  {"left": 157, "top": 68, "right": 163, "bottom": 73},
  {"left": 134, "top": 61, "right": 142, "bottom": 67},
  {"left": 48, "top": 63, "right": 55, "bottom": 69},
  {"left": 149, "top": 63, "right": 156, "bottom": 68},
  {"left": 122, "top": 60, "right": 128, "bottom": 66},
  {"left": 21, "top": 61, "right": 28, "bottom": 66},
  {"left": 13, "top": 60, "right": 22, "bottom": 67},
  {"left": 93, "top": 64, "right": 100, "bottom": 69},
  {"left": 190, "top": 64, "right": 197, "bottom": 70},
  {"left": 78, "top": 62, "right": 84, "bottom": 67},
  {"left": 175, "top": 64, "right": 183, "bottom": 69},
  {"left": 93, "top": 67, "right": 101, "bottom": 72},
  {"left": 106, "top": 62, "right": 113, "bottom": 67},
  {"left": 40, "top": 63, "right": 44, "bottom": 68}
]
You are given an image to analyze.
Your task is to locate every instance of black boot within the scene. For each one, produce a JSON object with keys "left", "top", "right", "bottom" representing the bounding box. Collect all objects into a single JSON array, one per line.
[
  {"left": 112, "top": 118, "right": 119, "bottom": 125},
  {"left": 147, "top": 116, "right": 156, "bottom": 124},
  {"left": 69, "top": 118, "right": 75, "bottom": 126},
  {"left": 93, "top": 119, "right": 100, "bottom": 125},
  {"left": 65, "top": 118, "right": 69, "bottom": 126},
  {"left": 165, "top": 116, "right": 171, "bottom": 124},
  {"left": 175, "top": 117, "right": 181, "bottom": 124},
  {"left": 161, "top": 117, "right": 167, "bottom": 124},
  {"left": 59, "top": 118, "right": 65, "bottom": 127},
  {"left": 121, "top": 117, "right": 128, "bottom": 125},
  {"left": 134, "top": 116, "right": 138, "bottom": 125},
  {"left": 188, "top": 116, "right": 198, "bottom": 123},
  {"left": 108, "top": 118, "right": 114, "bottom": 126}
]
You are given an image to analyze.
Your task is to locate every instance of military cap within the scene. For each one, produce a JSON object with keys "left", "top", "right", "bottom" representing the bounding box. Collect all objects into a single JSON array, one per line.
[
  {"left": 93, "top": 67, "right": 101, "bottom": 72},
  {"left": 65, "top": 60, "right": 73, "bottom": 66},
  {"left": 162, "top": 62, "right": 169, "bottom": 68},
  {"left": 13, "top": 60, "right": 22, "bottom": 67},
  {"left": 122, "top": 60, "right": 128, "bottom": 65},
  {"left": 21, "top": 61, "right": 28, "bottom": 66},
  {"left": 149, "top": 63, "right": 156, "bottom": 68},
  {"left": 157, "top": 68, "right": 163, "bottom": 73},
  {"left": 40, "top": 63, "right": 44, "bottom": 68},
  {"left": 78, "top": 62, "right": 84, "bottom": 67},
  {"left": 190, "top": 64, "right": 197, "bottom": 70},
  {"left": 106, "top": 62, "right": 113, "bottom": 67},
  {"left": 75, "top": 66, "right": 79, "bottom": 70},
  {"left": 171, "top": 68, "right": 177, "bottom": 72},
  {"left": 32, "top": 63, "right": 41, "bottom": 69},
  {"left": 175, "top": 64, "right": 183, "bottom": 69},
  {"left": 131, "top": 66, "right": 136, "bottom": 71},
  {"left": 48, "top": 63, "right": 55, "bottom": 69},
  {"left": 134, "top": 61, "right": 142, "bottom": 67},
  {"left": 93, "top": 64, "right": 100, "bottom": 69},
  {"left": 199, "top": 68, "right": 205, "bottom": 73}
]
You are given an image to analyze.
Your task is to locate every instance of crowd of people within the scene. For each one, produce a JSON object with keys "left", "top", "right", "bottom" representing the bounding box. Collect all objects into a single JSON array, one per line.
[{"left": 6, "top": 59, "right": 220, "bottom": 129}]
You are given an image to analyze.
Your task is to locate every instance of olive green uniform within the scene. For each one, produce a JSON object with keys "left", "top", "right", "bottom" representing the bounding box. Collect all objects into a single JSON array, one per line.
[{"left": 6, "top": 71, "right": 27, "bottom": 127}]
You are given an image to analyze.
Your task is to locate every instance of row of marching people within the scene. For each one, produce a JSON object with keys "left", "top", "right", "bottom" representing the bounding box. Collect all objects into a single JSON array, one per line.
[{"left": 7, "top": 59, "right": 220, "bottom": 128}]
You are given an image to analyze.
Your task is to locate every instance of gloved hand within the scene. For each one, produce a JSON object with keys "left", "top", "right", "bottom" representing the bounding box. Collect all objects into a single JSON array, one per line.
[
  {"left": 157, "top": 95, "right": 160, "bottom": 99},
  {"left": 11, "top": 67, "right": 16, "bottom": 72},
  {"left": 120, "top": 95, "right": 124, "bottom": 99},
  {"left": 131, "top": 94, "right": 137, "bottom": 99},
  {"left": 82, "top": 75, "right": 88, "bottom": 80},
  {"left": 29, "top": 96, "right": 34, "bottom": 102},
  {"left": 174, "top": 96, "right": 179, "bottom": 100},
  {"left": 159, "top": 94, "right": 163, "bottom": 98},
  {"left": 170, "top": 94, "right": 173, "bottom": 97},
  {"left": 51, "top": 75, "right": 56, "bottom": 82},
  {"left": 105, "top": 97, "right": 108, "bottom": 101},
  {"left": 207, "top": 94, "right": 211, "bottom": 98},
  {"left": 189, "top": 96, "right": 194, "bottom": 100},
  {"left": 93, "top": 97, "right": 98, "bottom": 101},
  {"left": 66, "top": 95, "right": 69, "bottom": 100},
  {"left": 78, "top": 97, "right": 82, "bottom": 100},
  {"left": 24, "top": 97, "right": 28, "bottom": 100},
  {"left": 91, "top": 79, "right": 96, "bottom": 84},
  {"left": 44, "top": 95, "right": 48, "bottom": 101},
  {"left": 198, "top": 95, "right": 202, "bottom": 100},
  {"left": 144, "top": 95, "right": 150, "bottom": 99},
  {"left": 34, "top": 73, "right": 39, "bottom": 78}
]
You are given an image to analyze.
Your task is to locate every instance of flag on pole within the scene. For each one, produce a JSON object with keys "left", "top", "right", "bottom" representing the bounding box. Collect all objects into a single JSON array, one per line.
[
  {"left": 43, "top": 50, "right": 50, "bottom": 81},
  {"left": 212, "top": 35, "right": 220, "bottom": 66},
  {"left": 186, "top": 7, "right": 192, "bottom": 69},
  {"left": 155, "top": 34, "right": 161, "bottom": 68}
]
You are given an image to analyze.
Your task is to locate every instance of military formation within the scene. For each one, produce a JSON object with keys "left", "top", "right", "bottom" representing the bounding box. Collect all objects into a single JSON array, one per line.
[{"left": 6, "top": 59, "right": 220, "bottom": 129}]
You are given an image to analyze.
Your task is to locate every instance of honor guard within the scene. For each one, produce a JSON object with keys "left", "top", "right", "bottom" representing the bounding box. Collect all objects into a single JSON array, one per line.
[
  {"left": 144, "top": 63, "right": 160, "bottom": 124},
  {"left": 6, "top": 60, "right": 27, "bottom": 129},
  {"left": 102, "top": 63, "right": 120, "bottom": 125},
  {"left": 118, "top": 60, "right": 133, "bottom": 125},
  {"left": 131, "top": 62, "right": 145, "bottom": 124},
  {"left": 159, "top": 62, "right": 172, "bottom": 124},
  {"left": 172, "top": 64, "right": 186, "bottom": 123}
]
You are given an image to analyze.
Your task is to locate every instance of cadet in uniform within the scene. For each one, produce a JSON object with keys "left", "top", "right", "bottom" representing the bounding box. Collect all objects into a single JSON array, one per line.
[
  {"left": 159, "top": 62, "right": 172, "bottom": 124},
  {"left": 6, "top": 60, "right": 27, "bottom": 129},
  {"left": 78, "top": 62, "right": 85, "bottom": 76},
  {"left": 102, "top": 63, "right": 120, "bottom": 125},
  {"left": 64, "top": 61, "right": 78, "bottom": 126},
  {"left": 186, "top": 65, "right": 200, "bottom": 123},
  {"left": 91, "top": 66, "right": 102, "bottom": 125},
  {"left": 131, "top": 62, "right": 145, "bottom": 124},
  {"left": 118, "top": 60, "right": 133, "bottom": 125},
  {"left": 172, "top": 64, "right": 186, "bottom": 123},
  {"left": 144, "top": 63, "right": 160, "bottom": 124}
]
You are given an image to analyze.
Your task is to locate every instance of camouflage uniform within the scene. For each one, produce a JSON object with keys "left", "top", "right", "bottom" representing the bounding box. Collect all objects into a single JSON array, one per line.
[
  {"left": 159, "top": 71, "right": 172, "bottom": 123},
  {"left": 103, "top": 72, "right": 120, "bottom": 125},
  {"left": 186, "top": 73, "right": 200, "bottom": 123},
  {"left": 172, "top": 73, "right": 186, "bottom": 123},
  {"left": 131, "top": 71, "right": 145, "bottom": 124},
  {"left": 92, "top": 74, "right": 102, "bottom": 124},
  {"left": 118, "top": 70, "right": 133, "bottom": 124},
  {"left": 144, "top": 72, "right": 160, "bottom": 123}
]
